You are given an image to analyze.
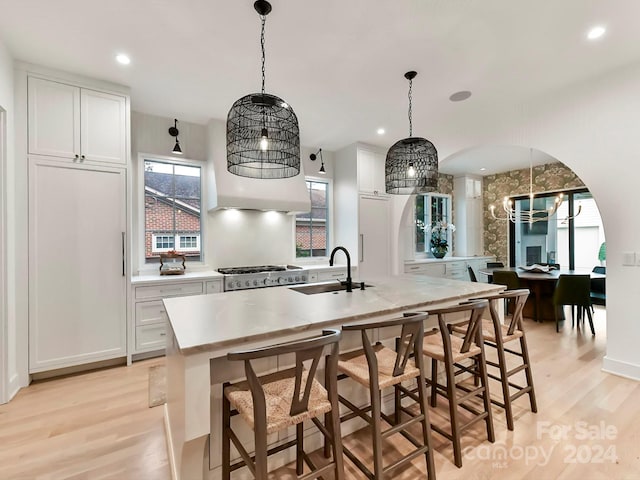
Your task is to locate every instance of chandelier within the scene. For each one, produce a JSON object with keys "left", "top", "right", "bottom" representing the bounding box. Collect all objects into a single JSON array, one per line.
[
  {"left": 226, "top": 0, "right": 300, "bottom": 179},
  {"left": 385, "top": 71, "right": 438, "bottom": 195},
  {"left": 489, "top": 148, "right": 581, "bottom": 223}
]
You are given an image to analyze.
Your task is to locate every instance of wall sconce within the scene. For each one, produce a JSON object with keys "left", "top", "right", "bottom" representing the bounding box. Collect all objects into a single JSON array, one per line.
[
  {"left": 310, "top": 148, "right": 326, "bottom": 174},
  {"left": 168, "top": 118, "right": 183, "bottom": 155}
]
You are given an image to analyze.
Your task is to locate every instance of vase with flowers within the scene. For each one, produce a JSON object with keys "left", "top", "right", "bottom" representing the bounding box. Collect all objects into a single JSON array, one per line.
[{"left": 427, "top": 219, "right": 455, "bottom": 258}]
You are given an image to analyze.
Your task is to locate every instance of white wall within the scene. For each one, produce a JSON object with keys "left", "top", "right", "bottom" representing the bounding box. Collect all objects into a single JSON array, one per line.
[
  {"left": 0, "top": 39, "right": 15, "bottom": 403},
  {"left": 435, "top": 61, "right": 640, "bottom": 380}
]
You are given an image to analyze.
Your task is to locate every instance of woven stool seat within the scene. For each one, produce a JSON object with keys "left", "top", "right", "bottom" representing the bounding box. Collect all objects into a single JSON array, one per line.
[
  {"left": 338, "top": 343, "right": 420, "bottom": 389},
  {"left": 422, "top": 331, "right": 482, "bottom": 362},
  {"left": 225, "top": 368, "right": 332, "bottom": 435},
  {"left": 452, "top": 319, "right": 524, "bottom": 344}
]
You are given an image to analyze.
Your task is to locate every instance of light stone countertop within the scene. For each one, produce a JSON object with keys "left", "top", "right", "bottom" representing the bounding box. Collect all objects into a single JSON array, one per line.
[{"left": 163, "top": 274, "right": 503, "bottom": 355}]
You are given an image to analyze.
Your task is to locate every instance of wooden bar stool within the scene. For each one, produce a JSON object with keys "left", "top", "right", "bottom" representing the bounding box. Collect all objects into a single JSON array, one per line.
[
  {"left": 334, "top": 313, "right": 436, "bottom": 479},
  {"left": 464, "top": 289, "right": 538, "bottom": 430},
  {"left": 222, "top": 329, "right": 344, "bottom": 480},
  {"left": 416, "top": 300, "right": 495, "bottom": 468}
]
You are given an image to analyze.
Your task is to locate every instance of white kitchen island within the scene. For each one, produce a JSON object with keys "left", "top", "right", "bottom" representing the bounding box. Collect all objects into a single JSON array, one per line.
[{"left": 163, "top": 274, "right": 503, "bottom": 480}]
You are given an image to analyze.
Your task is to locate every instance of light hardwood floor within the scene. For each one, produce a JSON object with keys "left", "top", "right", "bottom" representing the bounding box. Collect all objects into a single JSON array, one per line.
[{"left": 2, "top": 306, "right": 639, "bottom": 480}]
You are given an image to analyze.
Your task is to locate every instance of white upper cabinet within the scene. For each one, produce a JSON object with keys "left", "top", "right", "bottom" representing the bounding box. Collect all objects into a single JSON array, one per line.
[
  {"left": 80, "top": 88, "right": 127, "bottom": 164},
  {"left": 28, "top": 76, "right": 127, "bottom": 165},
  {"left": 357, "top": 147, "right": 386, "bottom": 194},
  {"left": 28, "top": 77, "right": 80, "bottom": 159}
]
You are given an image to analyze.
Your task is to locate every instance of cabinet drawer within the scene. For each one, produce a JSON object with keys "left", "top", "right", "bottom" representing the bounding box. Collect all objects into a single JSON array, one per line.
[
  {"left": 405, "top": 263, "right": 446, "bottom": 277},
  {"left": 135, "top": 300, "right": 167, "bottom": 326},
  {"left": 135, "top": 282, "right": 203, "bottom": 300},
  {"left": 206, "top": 280, "right": 223, "bottom": 294},
  {"left": 136, "top": 324, "right": 167, "bottom": 352},
  {"left": 405, "top": 264, "right": 428, "bottom": 274}
]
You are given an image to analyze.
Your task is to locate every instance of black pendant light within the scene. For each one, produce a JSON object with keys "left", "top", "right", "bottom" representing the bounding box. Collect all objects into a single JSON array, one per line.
[
  {"left": 385, "top": 71, "right": 438, "bottom": 194},
  {"left": 226, "top": 0, "right": 300, "bottom": 179}
]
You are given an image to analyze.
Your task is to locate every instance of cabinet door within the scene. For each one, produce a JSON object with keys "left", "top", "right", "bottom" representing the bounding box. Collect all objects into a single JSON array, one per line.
[
  {"left": 28, "top": 77, "right": 80, "bottom": 159},
  {"left": 29, "top": 159, "right": 127, "bottom": 372},
  {"left": 81, "top": 88, "right": 127, "bottom": 164},
  {"left": 357, "top": 148, "right": 385, "bottom": 194},
  {"left": 359, "top": 195, "right": 390, "bottom": 278}
]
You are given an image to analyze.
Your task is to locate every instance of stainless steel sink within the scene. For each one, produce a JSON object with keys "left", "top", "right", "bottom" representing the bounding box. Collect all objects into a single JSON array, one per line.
[{"left": 290, "top": 282, "right": 373, "bottom": 295}]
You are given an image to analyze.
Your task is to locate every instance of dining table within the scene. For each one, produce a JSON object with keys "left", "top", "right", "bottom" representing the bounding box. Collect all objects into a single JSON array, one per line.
[{"left": 478, "top": 266, "right": 605, "bottom": 323}]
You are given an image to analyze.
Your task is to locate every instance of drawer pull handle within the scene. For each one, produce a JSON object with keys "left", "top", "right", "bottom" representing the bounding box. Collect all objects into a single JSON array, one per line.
[
  {"left": 410, "top": 266, "right": 419, "bottom": 270},
  {"left": 160, "top": 333, "right": 166, "bottom": 336}
]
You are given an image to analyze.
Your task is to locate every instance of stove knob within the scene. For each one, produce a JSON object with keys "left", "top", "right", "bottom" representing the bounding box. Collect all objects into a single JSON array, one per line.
[
  {"left": 245, "top": 281, "right": 250, "bottom": 287},
  {"left": 263, "top": 278, "right": 270, "bottom": 286},
  {"left": 277, "top": 276, "right": 285, "bottom": 284},
  {"left": 301, "top": 275, "right": 307, "bottom": 282},
  {"left": 288, "top": 277, "right": 293, "bottom": 282},
  {"left": 253, "top": 280, "right": 258, "bottom": 286},
  {"left": 227, "top": 282, "right": 233, "bottom": 289},
  {"left": 236, "top": 281, "right": 241, "bottom": 288},
  {"left": 295, "top": 276, "right": 300, "bottom": 282}
]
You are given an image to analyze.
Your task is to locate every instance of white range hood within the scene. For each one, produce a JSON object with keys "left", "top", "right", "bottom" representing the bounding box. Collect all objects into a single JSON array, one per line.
[{"left": 207, "top": 120, "right": 311, "bottom": 213}]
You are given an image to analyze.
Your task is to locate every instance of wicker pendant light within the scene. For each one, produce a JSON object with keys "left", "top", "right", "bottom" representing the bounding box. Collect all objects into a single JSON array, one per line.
[
  {"left": 385, "top": 71, "right": 438, "bottom": 194},
  {"left": 226, "top": 0, "right": 300, "bottom": 179}
]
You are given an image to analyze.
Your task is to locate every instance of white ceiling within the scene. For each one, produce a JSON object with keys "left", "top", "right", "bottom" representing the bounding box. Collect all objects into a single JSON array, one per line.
[{"left": 1, "top": 0, "right": 639, "bottom": 175}]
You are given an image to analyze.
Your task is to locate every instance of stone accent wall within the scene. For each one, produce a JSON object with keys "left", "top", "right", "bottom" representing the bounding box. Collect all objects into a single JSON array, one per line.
[{"left": 483, "top": 162, "right": 585, "bottom": 264}]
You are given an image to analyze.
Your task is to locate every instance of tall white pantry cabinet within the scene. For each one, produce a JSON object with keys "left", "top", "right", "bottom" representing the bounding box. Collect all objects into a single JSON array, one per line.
[{"left": 26, "top": 73, "right": 130, "bottom": 373}]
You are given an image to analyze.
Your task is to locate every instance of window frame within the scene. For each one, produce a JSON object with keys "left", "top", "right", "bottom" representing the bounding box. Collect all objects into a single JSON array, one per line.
[
  {"left": 507, "top": 187, "right": 592, "bottom": 269},
  {"left": 294, "top": 176, "right": 333, "bottom": 262},
  {"left": 414, "top": 193, "right": 453, "bottom": 259},
  {"left": 137, "top": 153, "right": 206, "bottom": 273}
]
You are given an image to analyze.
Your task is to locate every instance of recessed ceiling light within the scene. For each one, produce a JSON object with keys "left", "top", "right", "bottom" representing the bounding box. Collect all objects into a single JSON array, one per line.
[
  {"left": 115, "top": 54, "right": 131, "bottom": 65},
  {"left": 480, "top": 168, "right": 486, "bottom": 172},
  {"left": 587, "top": 26, "right": 606, "bottom": 40},
  {"left": 377, "top": 128, "right": 385, "bottom": 135},
  {"left": 449, "top": 90, "right": 472, "bottom": 102}
]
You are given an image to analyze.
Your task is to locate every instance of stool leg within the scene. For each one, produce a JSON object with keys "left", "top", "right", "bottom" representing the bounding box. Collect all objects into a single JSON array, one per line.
[
  {"left": 329, "top": 402, "right": 345, "bottom": 480},
  {"left": 444, "top": 357, "right": 463, "bottom": 467},
  {"left": 296, "top": 423, "right": 304, "bottom": 475},
  {"left": 495, "top": 336, "right": 514, "bottom": 431},
  {"left": 222, "top": 389, "right": 231, "bottom": 480},
  {"left": 370, "top": 387, "right": 384, "bottom": 478},
  {"left": 254, "top": 421, "right": 268, "bottom": 480},
  {"left": 477, "top": 349, "right": 496, "bottom": 444},
  {"left": 430, "top": 358, "right": 438, "bottom": 407},
  {"left": 519, "top": 335, "right": 538, "bottom": 413},
  {"left": 416, "top": 374, "right": 436, "bottom": 478}
]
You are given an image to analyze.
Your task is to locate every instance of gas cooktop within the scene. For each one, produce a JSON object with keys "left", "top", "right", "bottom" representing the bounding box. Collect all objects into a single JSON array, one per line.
[
  {"left": 217, "top": 265, "right": 308, "bottom": 291},
  {"left": 217, "top": 265, "right": 286, "bottom": 275}
]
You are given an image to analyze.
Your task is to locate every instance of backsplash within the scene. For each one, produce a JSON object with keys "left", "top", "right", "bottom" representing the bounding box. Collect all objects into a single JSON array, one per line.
[
  {"left": 207, "top": 209, "right": 294, "bottom": 268},
  {"left": 483, "top": 162, "right": 586, "bottom": 264}
]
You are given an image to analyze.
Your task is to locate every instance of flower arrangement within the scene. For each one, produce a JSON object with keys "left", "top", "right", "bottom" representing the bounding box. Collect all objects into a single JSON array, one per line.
[{"left": 426, "top": 220, "right": 456, "bottom": 257}]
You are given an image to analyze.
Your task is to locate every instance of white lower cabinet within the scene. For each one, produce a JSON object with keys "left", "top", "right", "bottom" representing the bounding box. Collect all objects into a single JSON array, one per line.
[
  {"left": 131, "top": 276, "right": 223, "bottom": 357},
  {"left": 404, "top": 256, "right": 495, "bottom": 282},
  {"left": 28, "top": 158, "right": 127, "bottom": 372}
]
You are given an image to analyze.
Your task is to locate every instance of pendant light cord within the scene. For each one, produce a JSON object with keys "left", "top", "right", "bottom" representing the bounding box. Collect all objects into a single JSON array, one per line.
[
  {"left": 260, "top": 15, "right": 266, "bottom": 95},
  {"left": 408, "top": 77, "right": 413, "bottom": 137}
]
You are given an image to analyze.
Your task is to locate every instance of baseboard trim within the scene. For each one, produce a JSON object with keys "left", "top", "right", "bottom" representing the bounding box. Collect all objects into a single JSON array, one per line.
[
  {"left": 602, "top": 355, "right": 640, "bottom": 381},
  {"left": 30, "top": 357, "right": 127, "bottom": 381}
]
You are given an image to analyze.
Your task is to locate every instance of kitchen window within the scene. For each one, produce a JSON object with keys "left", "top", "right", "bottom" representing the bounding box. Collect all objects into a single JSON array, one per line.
[
  {"left": 415, "top": 193, "right": 452, "bottom": 255},
  {"left": 296, "top": 179, "right": 329, "bottom": 258},
  {"left": 142, "top": 157, "right": 203, "bottom": 264}
]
